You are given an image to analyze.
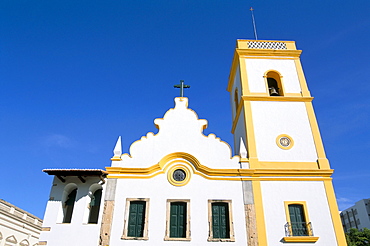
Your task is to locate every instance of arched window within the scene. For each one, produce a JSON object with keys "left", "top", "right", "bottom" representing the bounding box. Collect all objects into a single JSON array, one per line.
[
  {"left": 265, "top": 71, "right": 284, "bottom": 96},
  {"left": 88, "top": 187, "right": 103, "bottom": 224},
  {"left": 234, "top": 88, "right": 239, "bottom": 112},
  {"left": 62, "top": 184, "right": 78, "bottom": 223}
]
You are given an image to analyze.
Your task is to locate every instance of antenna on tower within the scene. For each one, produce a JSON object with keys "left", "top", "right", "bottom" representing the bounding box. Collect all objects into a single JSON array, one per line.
[{"left": 250, "top": 7, "right": 258, "bottom": 40}]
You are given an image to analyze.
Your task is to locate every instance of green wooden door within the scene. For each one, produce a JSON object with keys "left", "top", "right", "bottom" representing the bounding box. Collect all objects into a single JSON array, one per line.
[
  {"left": 288, "top": 204, "right": 307, "bottom": 236},
  {"left": 128, "top": 201, "right": 146, "bottom": 237},
  {"left": 212, "top": 202, "right": 230, "bottom": 239},
  {"left": 170, "top": 202, "right": 187, "bottom": 238}
]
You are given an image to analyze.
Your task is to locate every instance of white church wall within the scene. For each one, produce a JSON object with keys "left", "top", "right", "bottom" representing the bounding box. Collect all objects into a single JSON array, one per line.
[
  {"left": 261, "top": 181, "right": 337, "bottom": 245},
  {"left": 114, "top": 98, "right": 240, "bottom": 170},
  {"left": 109, "top": 173, "right": 247, "bottom": 245},
  {"left": 251, "top": 101, "right": 317, "bottom": 162},
  {"left": 245, "top": 59, "right": 302, "bottom": 94},
  {"left": 40, "top": 176, "right": 105, "bottom": 246}
]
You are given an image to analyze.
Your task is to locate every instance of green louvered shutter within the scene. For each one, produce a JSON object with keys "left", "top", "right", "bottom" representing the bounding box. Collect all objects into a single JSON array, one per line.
[
  {"left": 212, "top": 202, "right": 230, "bottom": 239},
  {"left": 288, "top": 204, "right": 307, "bottom": 236},
  {"left": 170, "top": 202, "right": 187, "bottom": 238},
  {"left": 127, "top": 201, "right": 146, "bottom": 237}
]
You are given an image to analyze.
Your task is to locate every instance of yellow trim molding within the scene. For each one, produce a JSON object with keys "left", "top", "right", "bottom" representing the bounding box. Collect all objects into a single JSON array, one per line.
[
  {"left": 111, "top": 156, "right": 121, "bottom": 161},
  {"left": 237, "top": 49, "right": 302, "bottom": 58},
  {"left": 283, "top": 236, "right": 319, "bottom": 242},
  {"left": 304, "top": 101, "right": 330, "bottom": 169},
  {"left": 242, "top": 95, "right": 313, "bottom": 102},
  {"left": 252, "top": 180, "right": 267, "bottom": 245},
  {"left": 323, "top": 180, "right": 347, "bottom": 245}
]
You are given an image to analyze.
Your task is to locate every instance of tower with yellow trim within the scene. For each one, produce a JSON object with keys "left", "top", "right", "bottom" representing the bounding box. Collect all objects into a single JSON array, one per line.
[{"left": 227, "top": 40, "right": 346, "bottom": 245}]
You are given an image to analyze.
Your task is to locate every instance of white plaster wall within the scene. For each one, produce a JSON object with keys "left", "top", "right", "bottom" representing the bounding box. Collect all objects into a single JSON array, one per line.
[
  {"left": 0, "top": 215, "right": 40, "bottom": 246},
  {"left": 39, "top": 176, "right": 105, "bottom": 246},
  {"left": 113, "top": 98, "right": 240, "bottom": 170},
  {"left": 251, "top": 101, "right": 317, "bottom": 162},
  {"left": 245, "top": 59, "right": 301, "bottom": 94},
  {"left": 261, "top": 181, "right": 338, "bottom": 246},
  {"left": 109, "top": 171, "right": 247, "bottom": 245}
]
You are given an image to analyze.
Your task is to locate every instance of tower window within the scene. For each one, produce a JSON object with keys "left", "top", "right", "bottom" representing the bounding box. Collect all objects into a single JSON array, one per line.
[
  {"left": 288, "top": 204, "right": 308, "bottom": 236},
  {"left": 265, "top": 70, "right": 284, "bottom": 96},
  {"left": 234, "top": 88, "right": 239, "bottom": 113},
  {"left": 284, "top": 201, "right": 316, "bottom": 240}
]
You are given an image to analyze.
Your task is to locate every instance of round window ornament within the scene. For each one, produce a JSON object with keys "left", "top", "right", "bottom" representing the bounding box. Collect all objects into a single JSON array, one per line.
[
  {"left": 173, "top": 169, "right": 186, "bottom": 181},
  {"left": 276, "top": 134, "right": 294, "bottom": 150},
  {"left": 167, "top": 165, "right": 191, "bottom": 186}
]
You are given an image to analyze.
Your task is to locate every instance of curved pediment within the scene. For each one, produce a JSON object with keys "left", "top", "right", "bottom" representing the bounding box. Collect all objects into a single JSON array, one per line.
[{"left": 112, "top": 97, "right": 239, "bottom": 169}]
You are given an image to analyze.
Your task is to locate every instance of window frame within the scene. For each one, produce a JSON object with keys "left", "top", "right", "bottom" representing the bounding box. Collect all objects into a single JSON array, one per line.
[
  {"left": 263, "top": 70, "right": 285, "bottom": 96},
  {"left": 122, "top": 198, "right": 150, "bottom": 240},
  {"left": 207, "top": 200, "right": 235, "bottom": 242},
  {"left": 283, "top": 201, "right": 319, "bottom": 243},
  {"left": 164, "top": 199, "right": 191, "bottom": 241}
]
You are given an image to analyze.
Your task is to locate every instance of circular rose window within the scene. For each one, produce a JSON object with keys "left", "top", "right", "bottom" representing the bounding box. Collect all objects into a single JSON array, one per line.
[
  {"left": 276, "top": 134, "right": 294, "bottom": 150},
  {"left": 173, "top": 169, "right": 186, "bottom": 181},
  {"left": 167, "top": 165, "right": 191, "bottom": 186}
]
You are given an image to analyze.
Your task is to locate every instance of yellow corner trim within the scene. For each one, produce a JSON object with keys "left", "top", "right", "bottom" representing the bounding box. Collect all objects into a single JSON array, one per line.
[
  {"left": 283, "top": 236, "right": 319, "bottom": 242},
  {"left": 111, "top": 156, "right": 121, "bottom": 161},
  {"left": 236, "top": 49, "right": 302, "bottom": 58}
]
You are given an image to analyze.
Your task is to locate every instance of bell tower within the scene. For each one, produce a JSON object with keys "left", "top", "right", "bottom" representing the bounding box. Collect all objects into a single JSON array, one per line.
[
  {"left": 227, "top": 40, "right": 347, "bottom": 245},
  {"left": 227, "top": 40, "right": 329, "bottom": 170}
]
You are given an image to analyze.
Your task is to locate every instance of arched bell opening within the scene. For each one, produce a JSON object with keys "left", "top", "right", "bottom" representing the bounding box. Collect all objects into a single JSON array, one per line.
[{"left": 265, "top": 71, "right": 284, "bottom": 96}]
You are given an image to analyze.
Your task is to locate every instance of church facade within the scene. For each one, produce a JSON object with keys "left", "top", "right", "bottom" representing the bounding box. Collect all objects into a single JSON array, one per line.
[{"left": 39, "top": 40, "right": 347, "bottom": 245}]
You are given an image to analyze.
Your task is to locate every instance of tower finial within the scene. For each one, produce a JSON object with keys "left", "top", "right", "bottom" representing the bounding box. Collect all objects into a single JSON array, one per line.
[
  {"left": 250, "top": 7, "right": 258, "bottom": 40},
  {"left": 174, "top": 80, "right": 190, "bottom": 97},
  {"left": 111, "top": 136, "right": 122, "bottom": 161}
]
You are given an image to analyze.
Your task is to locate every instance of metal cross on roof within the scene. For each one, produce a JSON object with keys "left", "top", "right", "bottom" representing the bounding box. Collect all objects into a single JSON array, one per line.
[{"left": 174, "top": 80, "right": 190, "bottom": 97}]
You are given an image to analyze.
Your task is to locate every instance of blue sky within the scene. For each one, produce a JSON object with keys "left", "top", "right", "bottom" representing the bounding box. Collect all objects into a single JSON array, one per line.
[{"left": 0, "top": 0, "right": 369, "bottom": 218}]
